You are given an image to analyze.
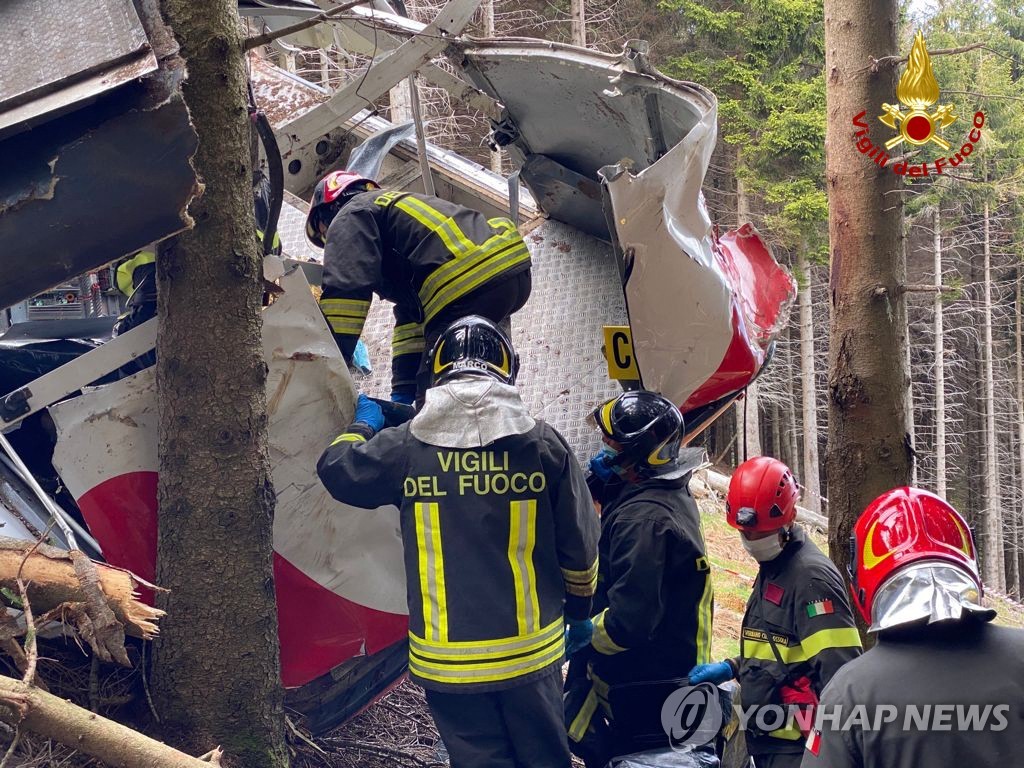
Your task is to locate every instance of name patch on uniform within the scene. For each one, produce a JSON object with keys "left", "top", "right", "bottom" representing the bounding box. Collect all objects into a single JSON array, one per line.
[
  {"left": 764, "top": 582, "right": 785, "bottom": 605},
  {"left": 741, "top": 627, "right": 795, "bottom": 647},
  {"left": 806, "top": 599, "right": 834, "bottom": 618}
]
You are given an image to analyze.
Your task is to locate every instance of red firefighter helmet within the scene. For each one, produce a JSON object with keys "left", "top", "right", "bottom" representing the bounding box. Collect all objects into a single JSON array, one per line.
[
  {"left": 726, "top": 456, "right": 799, "bottom": 532},
  {"left": 305, "top": 170, "right": 378, "bottom": 247},
  {"left": 850, "top": 487, "right": 981, "bottom": 626}
]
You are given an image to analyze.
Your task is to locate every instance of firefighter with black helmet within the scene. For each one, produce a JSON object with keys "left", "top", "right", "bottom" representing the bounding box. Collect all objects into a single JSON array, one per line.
[
  {"left": 565, "top": 390, "right": 714, "bottom": 766},
  {"left": 306, "top": 171, "right": 532, "bottom": 406},
  {"left": 316, "top": 315, "right": 598, "bottom": 768},
  {"left": 688, "top": 457, "right": 862, "bottom": 768},
  {"left": 801, "top": 488, "right": 1024, "bottom": 768}
]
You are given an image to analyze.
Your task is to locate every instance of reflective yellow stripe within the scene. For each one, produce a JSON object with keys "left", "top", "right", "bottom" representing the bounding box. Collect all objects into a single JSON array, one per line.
[
  {"left": 409, "top": 640, "right": 563, "bottom": 685},
  {"left": 326, "top": 317, "right": 365, "bottom": 335},
  {"left": 487, "top": 216, "right": 517, "bottom": 233},
  {"left": 592, "top": 609, "right": 627, "bottom": 655},
  {"left": 256, "top": 229, "right": 282, "bottom": 250},
  {"left": 695, "top": 567, "right": 714, "bottom": 665},
  {"left": 742, "top": 627, "right": 862, "bottom": 664},
  {"left": 394, "top": 196, "right": 476, "bottom": 258},
  {"left": 422, "top": 240, "right": 530, "bottom": 322},
  {"left": 770, "top": 717, "right": 805, "bottom": 740},
  {"left": 319, "top": 298, "right": 371, "bottom": 316},
  {"left": 392, "top": 322, "right": 425, "bottom": 357},
  {"left": 410, "top": 617, "right": 562, "bottom": 660},
  {"left": 116, "top": 250, "right": 156, "bottom": 296},
  {"left": 568, "top": 687, "right": 600, "bottom": 743},
  {"left": 329, "top": 432, "right": 366, "bottom": 446},
  {"left": 598, "top": 400, "right": 615, "bottom": 434},
  {"left": 374, "top": 190, "right": 403, "bottom": 207},
  {"left": 508, "top": 500, "right": 540, "bottom": 635},
  {"left": 562, "top": 559, "right": 598, "bottom": 597},
  {"left": 418, "top": 225, "right": 523, "bottom": 307},
  {"left": 415, "top": 503, "right": 448, "bottom": 643}
]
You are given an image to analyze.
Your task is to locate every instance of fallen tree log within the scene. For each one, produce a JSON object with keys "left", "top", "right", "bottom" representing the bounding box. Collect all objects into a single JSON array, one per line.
[
  {"left": 694, "top": 469, "right": 830, "bottom": 531},
  {"left": 0, "top": 537, "right": 164, "bottom": 665},
  {"left": 0, "top": 675, "right": 221, "bottom": 767}
]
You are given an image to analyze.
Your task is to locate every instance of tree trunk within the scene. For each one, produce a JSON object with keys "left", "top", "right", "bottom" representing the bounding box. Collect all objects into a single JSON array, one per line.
[
  {"left": 1015, "top": 268, "right": 1024, "bottom": 595},
  {"left": 934, "top": 208, "right": 947, "bottom": 497},
  {"left": 483, "top": 0, "right": 502, "bottom": 174},
  {"left": 734, "top": 171, "right": 761, "bottom": 458},
  {"left": 823, "top": 0, "right": 912, "bottom": 581},
  {"left": 798, "top": 251, "right": 822, "bottom": 513},
  {"left": 786, "top": 330, "right": 802, "bottom": 475},
  {"left": 981, "top": 200, "right": 1006, "bottom": 589},
  {"left": 571, "top": 0, "right": 586, "bottom": 46},
  {"left": 152, "top": 2, "right": 286, "bottom": 766}
]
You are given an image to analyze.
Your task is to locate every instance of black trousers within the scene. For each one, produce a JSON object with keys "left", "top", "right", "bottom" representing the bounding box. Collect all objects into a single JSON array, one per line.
[
  {"left": 753, "top": 752, "right": 802, "bottom": 768},
  {"left": 424, "top": 667, "right": 572, "bottom": 768},
  {"left": 411, "top": 269, "right": 532, "bottom": 406}
]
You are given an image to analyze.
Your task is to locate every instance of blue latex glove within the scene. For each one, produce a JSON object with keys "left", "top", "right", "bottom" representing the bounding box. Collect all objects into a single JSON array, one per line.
[
  {"left": 588, "top": 446, "right": 619, "bottom": 483},
  {"left": 565, "top": 618, "right": 594, "bottom": 657},
  {"left": 687, "top": 661, "right": 734, "bottom": 685},
  {"left": 351, "top": 340, "right": 372, "bottom": 375},
  {"left": 390, "top": 391, "right": 415, "bottom": 405},
  {"left": 353, "top": 393, "right": 384, "bottom": 433}
]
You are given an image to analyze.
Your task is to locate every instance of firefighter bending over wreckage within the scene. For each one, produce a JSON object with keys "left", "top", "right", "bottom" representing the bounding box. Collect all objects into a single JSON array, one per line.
[
  {"left": 801, "top": 488, "right": 1024, "bottom": 768},
  {"left": 306, "top": 170, "right": 532, "bottom": 407},
  {"left": 316, "top": 315, "right": 598, "bottom": 768},
  {"left": 565, "top": 391, "right": 715, "bottom": 766},
  {"left": 689, "top": 457, "right": 862, "bottom": 768}
]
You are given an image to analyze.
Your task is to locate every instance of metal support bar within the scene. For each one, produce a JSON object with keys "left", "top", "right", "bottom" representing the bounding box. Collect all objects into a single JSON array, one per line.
[
  {"left": 0, "top": 432, "right": 79, "bottom": 551},
  {"left": 279, "top": 0, "right": 483, "bottom": 145},
  {"left": 407, "top": 74, "right": 435, "bottom": 196},
  {"left": 0, "top": 318, "right": 157, "bottom": 429}
]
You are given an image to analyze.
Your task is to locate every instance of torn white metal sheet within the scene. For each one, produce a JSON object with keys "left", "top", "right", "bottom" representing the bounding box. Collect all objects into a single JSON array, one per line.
[
  {"left": 603, "top": 105, "right": 796, "bottom": 410},
  {"left": 277, "top": 0, "right": 482, "bottom": 150},
  {"left": 50, "top": 268, "right": 407, "bottom": 688}
]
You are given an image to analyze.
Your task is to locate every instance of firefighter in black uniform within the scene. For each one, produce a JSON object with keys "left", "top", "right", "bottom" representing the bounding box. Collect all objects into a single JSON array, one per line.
[
  {"left": 316, "top": 315, "right": 598, "bottom": 768},
  {"left": 306, "top": 170, "right": 532, "bottom": 405},
  {"left": 689, "top": 457, "right": 862, "bottom": 768},
  {"left": 564, "top": 391, "right": 715, "bottom": 767},
  {"left": 801, "top": 487, "right": 1024, "bottom": 768}
]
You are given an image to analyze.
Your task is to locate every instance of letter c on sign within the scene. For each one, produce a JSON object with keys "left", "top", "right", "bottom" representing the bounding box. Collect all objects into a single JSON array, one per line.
[{"left": 612, "top": 332, "right": 632, "bottom": 370}]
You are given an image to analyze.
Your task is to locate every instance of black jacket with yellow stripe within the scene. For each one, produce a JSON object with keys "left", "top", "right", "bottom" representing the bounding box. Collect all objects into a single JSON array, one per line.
[
  {"left": 316, "top": 420, "right": 598, "bottom": 693},
  {"left": 318, "top": 190, "right": 531, "bottom": 368},
  {"left": 589, "top": 474, "right": 714, "bottom": 686},
  {"left": 735, "top": 526, "right": 862, "bottom": 755}
]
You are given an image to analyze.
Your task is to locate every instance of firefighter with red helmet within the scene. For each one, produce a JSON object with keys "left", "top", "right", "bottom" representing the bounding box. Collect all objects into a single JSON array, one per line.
[
  {"left": 306, "top": 171, "right": 532, "bottom": 405},
  {"left": 688, "top": 457, "right": 861, "bottom": 768},
  {"left": 564, "top": 391, "right": 714, "bottom": 767},
  {"left": 801, "top": 488, "right": 1024, "bottom": 768},
  {"left": 316, "top": 316, "right": 598, "bottom": 768}
]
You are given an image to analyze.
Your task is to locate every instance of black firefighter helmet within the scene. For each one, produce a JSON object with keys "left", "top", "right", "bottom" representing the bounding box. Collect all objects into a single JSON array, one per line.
[
  {"left": 429, "top": 315, "right": 519, "bottom": 387},
  {"left": 591, "top": 390, "right": 685, "bottom": 476}
]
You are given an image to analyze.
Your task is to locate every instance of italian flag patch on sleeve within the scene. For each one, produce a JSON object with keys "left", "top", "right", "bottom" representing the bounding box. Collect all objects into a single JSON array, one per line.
[
  {"left": 806, "top": 728, "right": 822, "bottom": 756},
  {"left": 806, "top": 599, "right": 834, "bottom": 618}
]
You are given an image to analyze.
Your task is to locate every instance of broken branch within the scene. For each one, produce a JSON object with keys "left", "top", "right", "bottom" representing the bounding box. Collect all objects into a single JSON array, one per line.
[
  {"left": 244, "top": 0, "right": 366, "bottom": 51},
  {"left": 899, "top": 283, "right": 954, "bottom": 294},
  {"left": 871, "top": 41, "right": 986, "bottom": 70},
  {"left": 0, "top": 676, "right": 221, "bottom": 767},
  {"left": 0, "top": 537, "right": 164, "bottom": 663}
]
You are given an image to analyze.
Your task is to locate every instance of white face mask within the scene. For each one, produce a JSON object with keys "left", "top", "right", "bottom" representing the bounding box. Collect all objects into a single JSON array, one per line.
[{"left": 741, "top": 532, "right": 785, "bottom": 562}]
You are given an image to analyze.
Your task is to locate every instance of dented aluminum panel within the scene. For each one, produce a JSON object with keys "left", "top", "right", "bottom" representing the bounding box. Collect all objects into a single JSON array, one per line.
[{"left": 49, "top": 267, "right": 407, "bottom": 690}]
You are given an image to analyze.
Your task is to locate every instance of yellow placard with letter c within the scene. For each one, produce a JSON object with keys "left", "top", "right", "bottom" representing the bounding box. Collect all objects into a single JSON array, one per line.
[{"left": 603, "top": 326, "right": 640, "bottom": 380}]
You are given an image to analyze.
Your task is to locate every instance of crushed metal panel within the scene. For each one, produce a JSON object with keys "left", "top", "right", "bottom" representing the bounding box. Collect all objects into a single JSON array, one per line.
[
  {"left": 0, "top": 87, "right": 198, "bottom": 309},
  {"left": 456, "top": 41, "right": 715, "bottom": 237},
  {"left": 0, "top": 0, "right": 156, "bottom": 136},
  {"left": 602, "top": 105, "right": 796, "bottom": 411},
  {"left": 49, "top": 268, "right": 407, "bottom": 689}
]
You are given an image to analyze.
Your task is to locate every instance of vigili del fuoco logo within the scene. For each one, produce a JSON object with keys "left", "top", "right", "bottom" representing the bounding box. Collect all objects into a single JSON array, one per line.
[{"left": 852, "top": 31, "right": 986, "bottom": 177}]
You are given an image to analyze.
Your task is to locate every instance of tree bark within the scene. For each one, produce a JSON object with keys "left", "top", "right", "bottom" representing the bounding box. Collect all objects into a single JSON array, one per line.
[
  {"left": 734, "top": 171, "right": 762, "bottom": 459},
  {"left": 981, "top": 200, "right": 1006, "bottom": 589},
  {"left": 934, "top": 208, "right": 947, "bottom": 497},
  {"left": 798, "top": 251, "right": 822, "bottom": 513},
  {"left": 152, "top": 2, "right": 286, "bottom": 766},
  {"left": 824, "top": 0, "right": 912, "bottom": 581},
  {"left": 1015, "top": 268, "right": 1024, "bottom": 595},
  {"left": 786, "top": 329, "right": 802, "bottom": 474},
  {"left": 0, "top": 677, "right": 221, "bottom": 768},
  {"left": 571, "top": 0, "right": 586, "bottom": 46}
]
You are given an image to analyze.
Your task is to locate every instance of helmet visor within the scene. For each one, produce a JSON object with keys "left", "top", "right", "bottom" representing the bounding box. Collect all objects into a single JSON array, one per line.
[{"left": 869, "top": 561, "right": 994, "bottom": 632}]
